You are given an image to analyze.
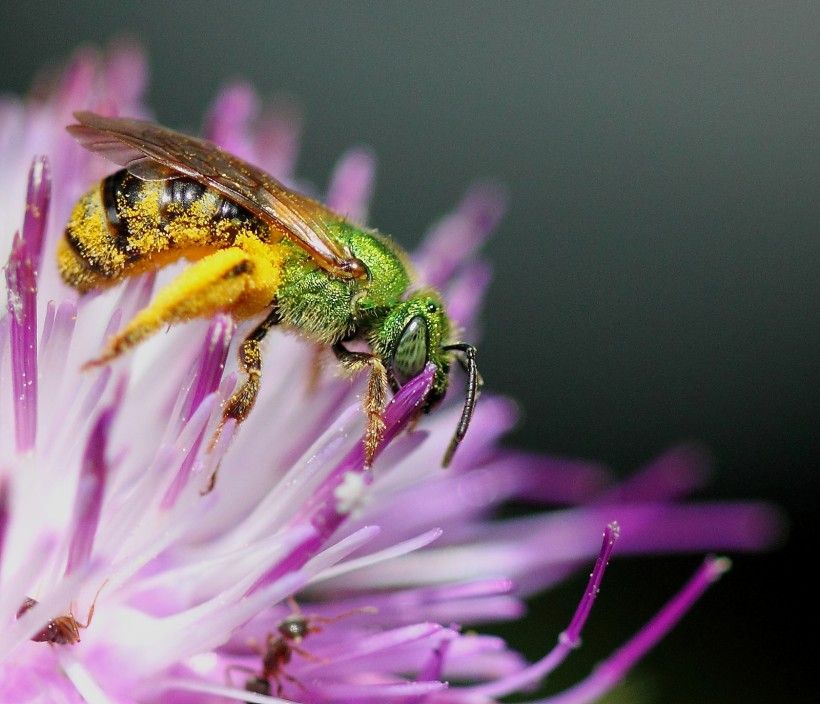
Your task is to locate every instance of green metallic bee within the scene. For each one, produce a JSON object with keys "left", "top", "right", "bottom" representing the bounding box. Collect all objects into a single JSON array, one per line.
[{"left": 59, "top": 112, "right": 481, "bottom": 482}]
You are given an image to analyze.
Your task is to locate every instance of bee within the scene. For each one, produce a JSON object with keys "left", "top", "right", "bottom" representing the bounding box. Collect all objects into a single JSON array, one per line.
[
  {"left": 59, "top": 112, "right": 481, "bottom": 481},
  {"left": 227, "top": 600, "right": 374, "bottom": 699}
]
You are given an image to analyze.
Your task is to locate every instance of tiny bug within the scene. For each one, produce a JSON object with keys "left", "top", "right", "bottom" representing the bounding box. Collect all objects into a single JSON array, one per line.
[
  {"left": 227, "top": 598, "right": 375, "bottom": 699},
  {"left": 16, "top": 583, "right": 106, "bottom": 645}
]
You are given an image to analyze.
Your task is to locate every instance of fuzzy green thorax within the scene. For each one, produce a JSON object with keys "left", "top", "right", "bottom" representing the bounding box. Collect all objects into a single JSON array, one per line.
[{"left": 276, "top": 222, "right": 412, "bottom": 343}]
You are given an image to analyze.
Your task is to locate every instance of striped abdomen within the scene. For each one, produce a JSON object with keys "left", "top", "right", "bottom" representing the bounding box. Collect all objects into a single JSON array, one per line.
[{"left": 59, "top": 169, "right": 273, "bottom": 292}]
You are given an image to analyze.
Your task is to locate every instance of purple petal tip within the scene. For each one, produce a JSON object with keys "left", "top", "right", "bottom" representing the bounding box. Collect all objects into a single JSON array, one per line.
[
  {"left": 5, "top": 233, "right": 38, "bottom": 452},
  {"left": 416, "top": 181, "right": 507, "bottom": 287},
  {"left": 584, "top": 555, "right": 732, "bottom": 699},
  {"left": 562, "top": 521, "right": 620, "bottom": 647},
  {"left": 23, "top": 155, "right": 51, "bottom": 270},
  {"left": 104, "top": 40, "right": 148, "bottom": 107},
  {"left": 181, "top": 315, "right": 233, "bottom": 422},
  {"left": 327, "top": 146, "right": 377, "bottom": 223},
  {"left": 205, "top": 82, "right": 259, "bottom": 158},
  {"left": 66, "top": 405, "right": 115, "bottom": 574}
]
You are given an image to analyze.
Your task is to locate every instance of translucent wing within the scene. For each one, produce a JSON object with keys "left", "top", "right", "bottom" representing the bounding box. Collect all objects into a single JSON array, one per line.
[{"left": 68, "top": 111, "right": 366, "bottom": 279}]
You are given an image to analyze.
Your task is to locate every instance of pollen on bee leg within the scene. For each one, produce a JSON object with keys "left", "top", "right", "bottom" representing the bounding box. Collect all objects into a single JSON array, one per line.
[{"left": 83, "top": 247, "right": 257, "bottom": 368}]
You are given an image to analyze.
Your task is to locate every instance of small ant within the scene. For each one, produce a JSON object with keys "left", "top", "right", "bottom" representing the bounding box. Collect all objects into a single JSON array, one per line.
[
  {"left": 228, "top": 598, "right": 375, "bottom": 699},
  {"left": 16, "top": 582, "right": 106, "bottom": 645}
]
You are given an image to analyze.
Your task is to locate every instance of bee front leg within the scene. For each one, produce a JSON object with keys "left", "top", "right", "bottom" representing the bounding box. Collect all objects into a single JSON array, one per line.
[{"left": 332, "top": 343, "right": 388, "bottom": 469}]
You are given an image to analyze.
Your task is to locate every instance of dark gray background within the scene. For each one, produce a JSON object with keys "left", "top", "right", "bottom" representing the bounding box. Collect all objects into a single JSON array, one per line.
[{"left": 2, "top": 2, "right": 816, "bottom": 701}]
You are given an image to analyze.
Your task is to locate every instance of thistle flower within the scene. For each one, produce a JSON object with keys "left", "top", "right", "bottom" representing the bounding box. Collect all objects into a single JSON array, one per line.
[{"left": 0, "top": 45, "right": 783, "bottom": 704}]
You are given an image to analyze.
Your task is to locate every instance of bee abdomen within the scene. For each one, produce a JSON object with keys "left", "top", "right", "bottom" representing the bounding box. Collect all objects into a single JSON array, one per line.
[
  {"left": 161, "top": 176, "right": 206, "bottom": 212},
  {"left": 101, "top": 168, "right": 139, "bottom": 259},
  {"left": 59, "top": 169, "right": 270, "bottom": 293},
  {"left": 118, "top": 169, "right": 254, "bottom": 234}
]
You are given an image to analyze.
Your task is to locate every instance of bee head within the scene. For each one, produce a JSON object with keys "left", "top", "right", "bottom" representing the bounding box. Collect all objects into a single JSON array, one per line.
[{"left": 371, "top": 291, "right": 482, "bottom": 467}]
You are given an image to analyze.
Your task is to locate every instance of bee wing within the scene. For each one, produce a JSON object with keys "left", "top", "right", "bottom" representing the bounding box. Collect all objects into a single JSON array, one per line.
[{"left": 68, "top": 111, "right": 366, "bottom": 279}]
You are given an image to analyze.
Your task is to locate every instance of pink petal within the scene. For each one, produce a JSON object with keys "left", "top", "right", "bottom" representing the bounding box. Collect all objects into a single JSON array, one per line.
[
  {"left": 523, "top": 557, "right": 732, "bottom": 704},
  {"left": 415, "top": 182, "right": 507, "bottom": 287},
  {"left": 22, "top": 156, "right": 51, "bottom": 272},
  {"left": 326, "top": 147, "right": 376, "bottom": 224},
  {"left": 65, "top": 403, "right": 116, "bottom": 574},
  {"left": 5, "top": 232, "right": 38, "bottom": 452}
]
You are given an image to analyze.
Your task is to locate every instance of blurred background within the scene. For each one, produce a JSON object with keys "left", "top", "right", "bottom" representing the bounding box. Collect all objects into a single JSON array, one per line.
[{"left": 1, "top": 2, "right": 815, "bottom": 701}]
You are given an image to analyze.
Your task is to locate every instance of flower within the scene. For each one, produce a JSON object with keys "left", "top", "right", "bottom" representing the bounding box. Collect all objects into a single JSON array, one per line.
[{"left": 0, "top": 44, "right": 783, "bottom": 704}]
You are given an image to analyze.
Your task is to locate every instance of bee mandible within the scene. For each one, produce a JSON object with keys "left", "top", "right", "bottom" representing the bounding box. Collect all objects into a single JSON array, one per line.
[{"left": 59, "top": 112, "right": 482, "bottom": 482}]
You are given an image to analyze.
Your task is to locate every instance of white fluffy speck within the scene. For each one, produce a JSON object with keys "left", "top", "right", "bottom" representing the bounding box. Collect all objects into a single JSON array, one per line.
[{"left": 333, "top": 471, "right": 369, "bottom": 516}]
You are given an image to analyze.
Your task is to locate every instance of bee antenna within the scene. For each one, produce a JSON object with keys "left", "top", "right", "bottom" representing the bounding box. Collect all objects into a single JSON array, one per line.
[{"left": 441, "top": 343, "right": 483, "bottom": 467}]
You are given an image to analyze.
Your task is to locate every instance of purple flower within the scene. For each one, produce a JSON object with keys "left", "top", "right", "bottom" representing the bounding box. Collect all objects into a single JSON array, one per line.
[{"left": 0, "top": 44, "right": 783, "bottom": 703}]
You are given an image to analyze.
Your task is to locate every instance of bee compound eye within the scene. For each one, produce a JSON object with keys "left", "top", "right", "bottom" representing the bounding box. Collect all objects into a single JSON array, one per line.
[{"left": 393, "top": 315, "right": 429, "bottom": 385}]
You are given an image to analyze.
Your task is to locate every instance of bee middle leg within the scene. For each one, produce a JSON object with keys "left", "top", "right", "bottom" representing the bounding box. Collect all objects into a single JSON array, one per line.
[
  {"left": 202, "top": 308, "right": 281, "bottom": 493},
  {"left": 216, "top": 308, "right": 281, "bottom": 434},
  {"left": 332, "top": 342, "right": 388, "bottom": 468}
]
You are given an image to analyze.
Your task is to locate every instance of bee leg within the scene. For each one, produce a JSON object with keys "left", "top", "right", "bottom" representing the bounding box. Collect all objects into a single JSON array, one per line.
[
  {"left": 222, "top": 308, "right": 281, "bottom": 426},
  {"left": 84, "top": 247, "right": 257, "bottom": 368},
  {"left": 203, "top": 307, "right": 281, "bottom": 492},
  {"left": 332, "top": 343, "right": 388, "bottom": 469},
  {"left": 200, "top": 308, "right": 280, "bottom": 496}
]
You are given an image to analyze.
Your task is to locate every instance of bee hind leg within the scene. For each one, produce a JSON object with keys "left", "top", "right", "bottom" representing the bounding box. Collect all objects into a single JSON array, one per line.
[
  {"left": 332, "top": 343, "right": 388, "bottom": 469},
  {"left": 85, "top": 247, "right": 262, "bottom": 368}
]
